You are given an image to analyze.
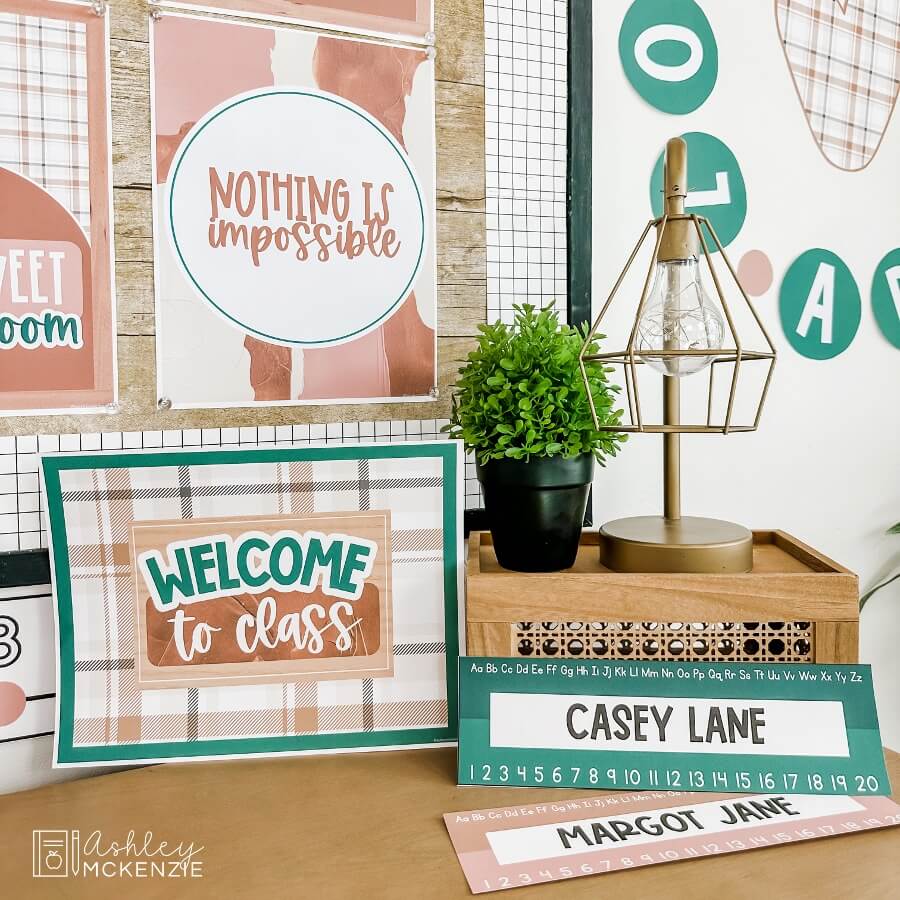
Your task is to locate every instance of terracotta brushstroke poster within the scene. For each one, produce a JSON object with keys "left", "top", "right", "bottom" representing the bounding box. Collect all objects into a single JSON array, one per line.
[
  {"left": 166, "top": 0, "right": 433, "bottom": 43},
  {"left": 43, "top": 441, "right": 462, "bottom": 765},
  {"left": 0, "top": 0, "right": 115, "bottom": 414},
  {"left": 151, "top": 14, "right": 437, "bottom": 408}
]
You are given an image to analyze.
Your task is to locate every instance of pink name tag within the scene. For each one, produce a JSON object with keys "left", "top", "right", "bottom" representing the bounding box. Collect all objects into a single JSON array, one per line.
[{"left": 444, "top": 789, "right": 900, "bottom": 893}]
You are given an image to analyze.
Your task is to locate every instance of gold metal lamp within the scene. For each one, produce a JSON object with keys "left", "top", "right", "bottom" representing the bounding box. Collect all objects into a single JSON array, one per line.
[{"left": 579, "top": 136, "right": 776, "bottom": 574}]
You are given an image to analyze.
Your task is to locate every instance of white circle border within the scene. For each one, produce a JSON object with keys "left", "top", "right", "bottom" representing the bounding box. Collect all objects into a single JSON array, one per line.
[{"left": 166, "top": 88, "right": 427, "bottom": 347}]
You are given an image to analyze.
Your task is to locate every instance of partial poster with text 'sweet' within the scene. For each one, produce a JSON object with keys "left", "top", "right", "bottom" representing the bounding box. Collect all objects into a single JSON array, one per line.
[{"left": 0, "top": 0, "right": 116, "bottom": 414}]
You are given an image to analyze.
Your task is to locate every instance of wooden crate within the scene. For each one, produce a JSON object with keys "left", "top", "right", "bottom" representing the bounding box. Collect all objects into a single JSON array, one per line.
[{"left": 466, "top": 530, "right": 859, "bottom": 664}]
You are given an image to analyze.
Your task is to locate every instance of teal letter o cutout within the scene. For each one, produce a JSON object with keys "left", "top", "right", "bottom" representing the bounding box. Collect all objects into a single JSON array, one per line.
[{"left": 619, "top": 0, "right": 718, "bottom": 114}]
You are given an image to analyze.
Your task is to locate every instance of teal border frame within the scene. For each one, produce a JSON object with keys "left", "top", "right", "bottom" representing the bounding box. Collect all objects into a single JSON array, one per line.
[
  {"left": 169, "top": 89, "right": 427, "bottom": 347},
  {"left": 43, "top": 442, "right": 460, "bottom": 764},
  {"left": 568, "top": 1, "right": 594, "bottom": 528},
  {"left": 567, "top": 0, "right": 592, "bottom": 332},
  {"left": 0, "top": 548, "right": 50, "bottom": 587}
]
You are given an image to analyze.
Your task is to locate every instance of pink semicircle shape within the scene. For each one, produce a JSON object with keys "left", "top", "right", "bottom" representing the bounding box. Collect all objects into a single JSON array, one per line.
[{"left": 0, "top": 681, "right": 26, "bottom": 727}]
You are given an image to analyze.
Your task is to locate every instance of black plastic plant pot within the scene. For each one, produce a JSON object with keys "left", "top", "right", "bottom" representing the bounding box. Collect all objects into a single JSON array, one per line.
[{"left": 476, "top": 453, "right": 594, "bottom": 572}]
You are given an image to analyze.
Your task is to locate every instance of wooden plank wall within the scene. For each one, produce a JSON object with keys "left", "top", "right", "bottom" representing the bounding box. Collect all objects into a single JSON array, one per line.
[{"left": 0, "top": 0, "right": 485, "bottom": 436}]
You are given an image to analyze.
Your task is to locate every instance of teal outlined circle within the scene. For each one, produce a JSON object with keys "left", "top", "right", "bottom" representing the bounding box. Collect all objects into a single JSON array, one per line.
[
  {"left": 168, "top": 89, "right": 426, "bottom": 347},
  {"left": 650, "top": 131, "right": 746, "bottom": 252},
  {"left": 779, "top": 249, "right": 861, "bottom": 360},
  {"left": 871, "top": 248, "right": 900, "bottom": 349},
  {"left": 619, "top": 0, "right": 718, "bottom": 114}
]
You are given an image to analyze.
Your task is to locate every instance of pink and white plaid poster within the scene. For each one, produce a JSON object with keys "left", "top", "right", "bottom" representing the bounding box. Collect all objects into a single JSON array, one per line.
[{"left": 0, "top": 0, "right": 115, "bottom": 413}]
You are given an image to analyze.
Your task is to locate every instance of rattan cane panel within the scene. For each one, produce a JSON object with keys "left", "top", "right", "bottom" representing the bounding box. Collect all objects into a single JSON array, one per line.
[{"left": 514, "top": 622, "right": 815, "bottom": 663}]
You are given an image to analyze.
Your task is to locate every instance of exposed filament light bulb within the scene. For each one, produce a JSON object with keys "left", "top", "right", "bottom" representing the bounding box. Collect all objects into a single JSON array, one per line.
[{"left": 636, "top": 256, "right": 725, "bottom": 377}]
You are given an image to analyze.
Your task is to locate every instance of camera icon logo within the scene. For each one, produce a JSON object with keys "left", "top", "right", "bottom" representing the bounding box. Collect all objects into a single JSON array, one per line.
[{"left": 33, "top": 831, "right": 71, "bottom": 878}]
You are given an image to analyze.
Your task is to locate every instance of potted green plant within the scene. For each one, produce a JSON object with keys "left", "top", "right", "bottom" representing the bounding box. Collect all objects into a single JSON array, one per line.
[{"left": 447, "top": 304, "right": 624, "bottom": 571}]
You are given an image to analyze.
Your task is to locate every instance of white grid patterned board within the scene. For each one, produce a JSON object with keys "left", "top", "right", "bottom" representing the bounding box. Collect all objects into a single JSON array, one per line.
[
  {"left": 0, "top": 421, "right": 484, "bottom": 552},
  {"left": 0, "top": 1, "right": 573, "bottom": 546},
  {"left": 484, "top": 0, "right": 568, "bottom": 325}
]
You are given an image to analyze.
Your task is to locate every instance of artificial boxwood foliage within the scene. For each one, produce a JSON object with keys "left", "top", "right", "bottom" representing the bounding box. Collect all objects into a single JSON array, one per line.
[{"left": 446, "top": 304, "right": 625, "bottom": 464}]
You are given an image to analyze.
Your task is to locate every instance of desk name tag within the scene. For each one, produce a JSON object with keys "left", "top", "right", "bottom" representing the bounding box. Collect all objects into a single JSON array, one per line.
[
  {"left": 457, "top": 658, "right": 890, "bottom": 795},
  {"left": 444, "top": 787, "right": 900, "bottom": 893}
]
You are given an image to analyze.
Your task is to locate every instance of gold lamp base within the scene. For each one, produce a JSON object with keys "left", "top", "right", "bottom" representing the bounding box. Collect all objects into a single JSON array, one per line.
[{"left": 599, "top": 515, "right": 753, "bottom": 574}]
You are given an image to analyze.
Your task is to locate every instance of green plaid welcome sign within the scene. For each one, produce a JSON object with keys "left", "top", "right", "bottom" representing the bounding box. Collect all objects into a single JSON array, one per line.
[{"left": 42, "top": 442, "right": 462, "bottom": 765}]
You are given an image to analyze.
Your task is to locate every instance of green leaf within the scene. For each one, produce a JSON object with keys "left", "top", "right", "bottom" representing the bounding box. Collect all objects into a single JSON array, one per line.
[
  {"left": 860, "top": 571, "right": 900, "bottom": 611},
  {"left": 444, "top": 303, "right": 626, "bottom": 463}
]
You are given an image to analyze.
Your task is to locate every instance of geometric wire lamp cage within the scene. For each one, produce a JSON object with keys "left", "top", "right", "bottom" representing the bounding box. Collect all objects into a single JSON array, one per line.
[{"left": 580, "top": 137, "right": 777, "bottom": 574}]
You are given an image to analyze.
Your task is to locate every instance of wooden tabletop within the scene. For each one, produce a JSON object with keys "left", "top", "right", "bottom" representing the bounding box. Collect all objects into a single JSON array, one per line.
[{"left": 2, "top": 748, "right": 898, "bottom": 899}]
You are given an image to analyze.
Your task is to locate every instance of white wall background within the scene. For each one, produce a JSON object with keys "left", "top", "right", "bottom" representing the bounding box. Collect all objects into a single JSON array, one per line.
[{"left": 591, "top": 2, "right": 900, "bottom": 748}]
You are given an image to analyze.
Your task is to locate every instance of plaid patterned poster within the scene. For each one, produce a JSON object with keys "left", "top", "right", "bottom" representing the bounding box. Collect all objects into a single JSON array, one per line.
[
  {"left": 0, "top": 0, "right": 115, "bottom": 413},
  {"left": 42, "top": 442, "right": 462, "bottom": 765}
]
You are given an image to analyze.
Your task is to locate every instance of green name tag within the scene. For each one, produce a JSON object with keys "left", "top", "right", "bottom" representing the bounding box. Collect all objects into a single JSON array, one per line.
[{"left": 458, "top": 658, "right": 890, "bottom": 796}]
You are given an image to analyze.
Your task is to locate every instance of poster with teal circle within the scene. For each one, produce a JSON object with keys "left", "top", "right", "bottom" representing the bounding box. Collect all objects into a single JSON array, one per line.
[
  {"left": 779, "top": 250, "right": 861, "bottom": 360},
  {"left": 619, "top": 0, "right": 718, "bottom": 114},
  {"left": 871, "top": 249, "right": 900, "bottom": 349},
  {"left": 650, "top": 132, "right": 746, "bottom": 251}
]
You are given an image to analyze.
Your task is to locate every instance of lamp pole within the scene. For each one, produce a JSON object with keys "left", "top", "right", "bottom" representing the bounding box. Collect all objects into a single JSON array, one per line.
[
  {"left": 660, "top": 137, "right": 691, "bottom": 523},
  {"left": 663, "top": 381, "right": 681, "bottom": 520},
  {"left": 580, "top": 133, "right": 774, "bottom": 574}
]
